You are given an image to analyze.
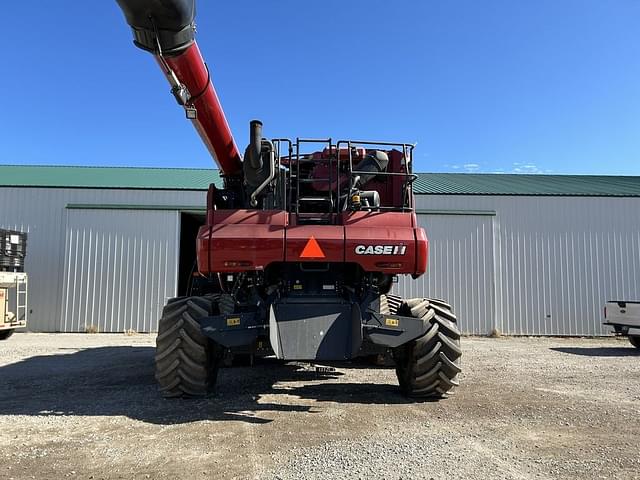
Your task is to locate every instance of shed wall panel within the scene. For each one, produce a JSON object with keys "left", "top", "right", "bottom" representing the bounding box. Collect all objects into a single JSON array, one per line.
[
  {"left": 397, "top": 214, "right": 495, "bottom": 335},
  {"left": 61, "top": 209, "right": 179, "bottom": 332},
  {"left": 0, "top": 187, "right": 205, "bottom": 332},
  {"left": 414, "top": 196, "right": 640, "bottom": 336}
]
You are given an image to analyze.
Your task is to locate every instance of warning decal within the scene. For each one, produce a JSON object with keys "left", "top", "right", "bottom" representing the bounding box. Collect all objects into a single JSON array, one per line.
[{"left": 300, "top": 236, "right": 326, "bottom": 259}]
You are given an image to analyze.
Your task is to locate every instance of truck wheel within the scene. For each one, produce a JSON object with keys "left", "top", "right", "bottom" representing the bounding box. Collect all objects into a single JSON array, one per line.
[
  {"left": 155, "top": 295, "right": 222, "bottom": 398},
  {"left": 629, "top": 336, "right": 640, "bottom": 349},
  {"left": 0, "top": 329, "right": 14, "bottom": 340},
  {"left": 390, "top": 296, "right": 462, "bottom": 398}
]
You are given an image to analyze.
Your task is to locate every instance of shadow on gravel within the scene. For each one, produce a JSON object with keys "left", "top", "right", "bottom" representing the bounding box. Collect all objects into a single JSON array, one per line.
[
  {"left": 0, "top": 346, "right": 336, "bottom": 425},
  {"left": 283, "top": 382, "right": 437, "bottom": 405},
  {"left": 0, "top": 346, "right": 420, "bottom": 425},
  {"left": 551, "top": 346, "right": 640, "bottom": 357}
]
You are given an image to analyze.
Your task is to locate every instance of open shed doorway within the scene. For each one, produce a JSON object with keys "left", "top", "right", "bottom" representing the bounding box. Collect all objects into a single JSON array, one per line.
[{"left": 178, "top": 211, "right": 206, "bottom": 296}]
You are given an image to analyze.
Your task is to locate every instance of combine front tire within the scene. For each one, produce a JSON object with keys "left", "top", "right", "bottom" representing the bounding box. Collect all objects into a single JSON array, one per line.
[
  {"left": 155, "top": 295, "right": 221, "bottom": 398},
  {"left": 630, "top": 336, "right": 640, "bottom": 349},
  {"left": 390, "top": 296, "right": 462, "bottom": 398}
]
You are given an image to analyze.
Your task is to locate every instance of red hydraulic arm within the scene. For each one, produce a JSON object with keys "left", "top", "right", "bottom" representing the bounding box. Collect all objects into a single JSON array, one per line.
[{"left": 116, "top": 0, "right": 243, "bottom": 177}]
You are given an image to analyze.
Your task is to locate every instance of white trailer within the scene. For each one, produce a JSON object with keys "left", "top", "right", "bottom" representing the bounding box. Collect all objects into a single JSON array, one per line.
[
  {"left": 604, "top": 301, "right": 640, "bottom": 349},
  {"left": 0, "top": 272, "right": 28, "bottom": 340}
]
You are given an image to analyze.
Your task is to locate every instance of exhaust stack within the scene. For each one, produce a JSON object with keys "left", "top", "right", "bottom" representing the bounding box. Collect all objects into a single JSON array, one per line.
[
  {"left": 116, "top": 0, "right": 243, "bottom": 177},
  {"left": 248, "top": 120, "right": 263, "bottom": 171}
]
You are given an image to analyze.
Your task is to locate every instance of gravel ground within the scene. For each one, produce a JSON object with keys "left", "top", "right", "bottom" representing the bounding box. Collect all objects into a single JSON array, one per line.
[{"left": 0, "top": 333, "right": 638, "bottom": 480}]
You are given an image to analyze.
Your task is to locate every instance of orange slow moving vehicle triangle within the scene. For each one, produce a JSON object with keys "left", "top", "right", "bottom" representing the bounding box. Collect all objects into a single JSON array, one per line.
[{"left": 299, "top": 236, "right": 326, "bottom": 259}]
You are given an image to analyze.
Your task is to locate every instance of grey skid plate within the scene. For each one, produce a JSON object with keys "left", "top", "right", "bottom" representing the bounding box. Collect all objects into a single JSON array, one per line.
[{"left": 269, "top": 300, "right": 361, "bottom": 361}]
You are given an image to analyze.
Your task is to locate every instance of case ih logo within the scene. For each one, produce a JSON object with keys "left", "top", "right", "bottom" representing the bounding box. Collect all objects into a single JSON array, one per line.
[{"left": 355, "top": 245, "right": 407, "bottom": 255}]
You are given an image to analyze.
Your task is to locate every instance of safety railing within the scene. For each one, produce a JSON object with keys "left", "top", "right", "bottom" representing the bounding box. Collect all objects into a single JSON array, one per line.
[{"left": 336, "top": 140, "right": 417, "bottom": 212}]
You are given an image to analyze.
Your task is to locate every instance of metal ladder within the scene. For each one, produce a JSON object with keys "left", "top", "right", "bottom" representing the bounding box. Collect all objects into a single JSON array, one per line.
[
  {"left": 293, "top": 138, "right": 336, "bottom": 222},
  {"left": 16, "top": 274, "right": 28, "bottom": 322}
]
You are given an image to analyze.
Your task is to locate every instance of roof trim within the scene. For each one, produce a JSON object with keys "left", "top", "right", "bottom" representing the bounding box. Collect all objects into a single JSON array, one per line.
[
  {"left": 417, "top": 209, "right": 497, "bottom": 216},
  {"left": 66, "top": 203, "right": 205, "bottom": 211},
  {"left": 2, "top": 165, "right": 640, "bottom": 197}
]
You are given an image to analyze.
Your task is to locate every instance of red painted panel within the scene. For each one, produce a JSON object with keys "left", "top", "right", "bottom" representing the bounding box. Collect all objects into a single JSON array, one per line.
[
  {"left": 286, "top": 226, "right": 344, "bottom": 263},
  {"left": 212, "top": 210, "right": 288, "bottom": 226},
  {"left": 197, "top": 210, "right": 286, "bottom": 273},
  {"left": 345, "top": 228, "right": 416, "bottom": 274},
  {"left": 196, "top": 208, "right": 427, "bottom": 276},
  {"left": 343, "top": 211, "right": 420, "bottom": 274},
  {"left": 414, "top": 226, "right": 429, "bottom": 277},
  {"left": 341, "top": 211, "right": 415, "bottom": 227}
]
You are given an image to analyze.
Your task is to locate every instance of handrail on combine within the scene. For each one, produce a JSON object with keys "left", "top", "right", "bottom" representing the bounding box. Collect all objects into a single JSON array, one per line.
[{"left": 336, "top": 140, "right": 417, "bottom": 213}]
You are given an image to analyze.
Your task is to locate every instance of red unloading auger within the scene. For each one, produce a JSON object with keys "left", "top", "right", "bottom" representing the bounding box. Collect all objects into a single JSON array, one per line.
[{"left": 116, "top": 0, "right": 243, "bottom": 177}]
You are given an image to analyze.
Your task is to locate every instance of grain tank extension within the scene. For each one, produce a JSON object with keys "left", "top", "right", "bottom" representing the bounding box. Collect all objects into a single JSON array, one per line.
[{"left": 116, "top": 0, "right": 462, "bottom": 398}]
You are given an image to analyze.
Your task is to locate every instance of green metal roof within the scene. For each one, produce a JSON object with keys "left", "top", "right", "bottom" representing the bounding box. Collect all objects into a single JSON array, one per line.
[
  {"left": 1, "top": 165, "right": 639, "bottom": 197},
  {"left": 412, "top": 173, "right": 640, "bottom": 197},
  {"left": 0, "top": 165, "right": 221, "bottom": 190}
]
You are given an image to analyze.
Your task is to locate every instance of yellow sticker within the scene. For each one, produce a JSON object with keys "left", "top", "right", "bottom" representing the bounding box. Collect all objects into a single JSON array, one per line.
[
  {"left": 226, "top": 317, "right": 241, "bottom": 327},
  {"left": 385, "top": 318, "right": 399, "bottom": 327},
  {"left": 293, "top": 284, "right": 303, "bottom": 290}
]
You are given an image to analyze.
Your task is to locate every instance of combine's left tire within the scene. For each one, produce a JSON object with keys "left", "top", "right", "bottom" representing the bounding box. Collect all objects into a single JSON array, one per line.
[
  {"left": 389, "top": 295, "right": 462, "bottom": 398},
  {"left": 155, "top": 295, "right": 222, "bottom": 398},
  {"left": 629, "top": 336, "right": 640, "bottom": 349}
]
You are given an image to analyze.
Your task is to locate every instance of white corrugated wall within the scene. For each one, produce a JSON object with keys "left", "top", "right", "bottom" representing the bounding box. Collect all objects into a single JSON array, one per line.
[
  {"left": 0, "top": 187, "right": 205, "bottom": 332},
  {"left": 60, "top": 209, "right": 179, "bottom": 333},
  {"left": 409, "top": 195, "right": 640, "bottom": 336},
  {"left": 2, "top": 186, "right": 639, "bottom": 335},
  {"left": 398, "top": 214, "right": 496, "bottom": 335}
]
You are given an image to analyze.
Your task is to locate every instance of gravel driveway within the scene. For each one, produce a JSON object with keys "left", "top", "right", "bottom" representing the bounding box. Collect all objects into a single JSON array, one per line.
[{"left": 0, "top": 333, "right": 638, "bottom": 479}]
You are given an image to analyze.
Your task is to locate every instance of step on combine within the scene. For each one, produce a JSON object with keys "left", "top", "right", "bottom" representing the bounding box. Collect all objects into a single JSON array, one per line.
[{"left": 115, "top": 0, "right": 462, "bottom": 398}]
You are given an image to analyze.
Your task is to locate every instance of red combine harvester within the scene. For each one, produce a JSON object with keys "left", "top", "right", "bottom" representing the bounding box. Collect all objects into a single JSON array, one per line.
[{"left": 116, "top": 0, "right": 462, "bottom": 398}]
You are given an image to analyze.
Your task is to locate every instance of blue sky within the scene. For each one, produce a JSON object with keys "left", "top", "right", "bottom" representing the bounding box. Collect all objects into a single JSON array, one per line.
[{"left": 0, "top": 1, "right": 638, "bottom": 174}]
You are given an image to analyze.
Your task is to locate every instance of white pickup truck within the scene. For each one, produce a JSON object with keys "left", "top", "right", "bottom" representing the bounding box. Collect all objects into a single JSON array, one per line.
[{"left": 604, "top": 301, "right": 640, "bottom": 349}]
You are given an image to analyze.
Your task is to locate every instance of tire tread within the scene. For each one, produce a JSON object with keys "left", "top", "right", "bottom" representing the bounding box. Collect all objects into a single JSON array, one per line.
[
  {"left": 393, "top": 297, "right": 462, "bottom": 398},
  {"left": 154, "top": 294, "right": 221, "bottom": 398}
]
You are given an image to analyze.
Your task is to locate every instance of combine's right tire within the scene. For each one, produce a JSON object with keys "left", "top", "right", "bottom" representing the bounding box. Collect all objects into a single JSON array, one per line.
[
  {"left": 390, "top": 296, "right": 462, "bottom": 398},
  {"left": 629, "top": 336, "right": 640, "bottom": 349},
  {"left": 155, "top": 295, "right": 223, "bottom": 398},
  {"left": 0, "top": 329, "right": 14, "bottom": 340}
]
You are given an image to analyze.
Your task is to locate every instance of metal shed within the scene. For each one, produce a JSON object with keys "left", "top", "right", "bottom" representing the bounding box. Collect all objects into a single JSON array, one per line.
[
  {"left": 1, "top": 165, "right": 639, "bottom": 335},
  {"left": 409, "top": 174, "right": 640, "bottom": 336}
]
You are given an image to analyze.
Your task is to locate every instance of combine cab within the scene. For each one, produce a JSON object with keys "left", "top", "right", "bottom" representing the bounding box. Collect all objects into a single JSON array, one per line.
[{"left": 116, "top": 0, "right": 462, "bottom": 398}]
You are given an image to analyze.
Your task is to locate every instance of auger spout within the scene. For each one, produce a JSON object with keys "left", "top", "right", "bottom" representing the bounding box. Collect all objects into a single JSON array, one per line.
[{"left": 116, "top": 0, "right": 243, "bottom": 176}]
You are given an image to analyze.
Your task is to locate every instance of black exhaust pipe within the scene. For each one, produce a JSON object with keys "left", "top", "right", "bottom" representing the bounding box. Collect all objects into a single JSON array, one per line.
[
  {"left": 244, "top": 120, "right": 271, "bottom": 190},
  {"left": 115, "top": 0, "right": 196, "bottom": 55},
  {"left": 248, "top": 120, "right": 263, "bottom": 170}
]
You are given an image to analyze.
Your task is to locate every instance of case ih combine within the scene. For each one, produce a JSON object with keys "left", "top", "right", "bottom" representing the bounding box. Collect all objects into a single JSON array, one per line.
[{"left": 116, "top": 0, "right": 462, "bottom": 398}]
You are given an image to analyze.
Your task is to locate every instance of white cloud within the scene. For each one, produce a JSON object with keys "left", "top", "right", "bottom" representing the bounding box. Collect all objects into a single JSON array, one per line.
[
  {"left": 511, "top": 162, "right": 551, "bottom": 174},
  {"left": 442, "top": 162, "right": 554, "bottom": 175}
]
